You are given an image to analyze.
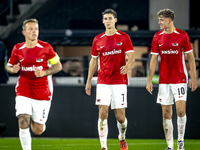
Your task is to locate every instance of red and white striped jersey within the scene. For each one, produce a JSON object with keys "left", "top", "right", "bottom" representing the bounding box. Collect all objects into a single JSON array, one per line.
[
  {"left": 151, "top": 28, "right": 192, "bottom": 84},
  {"left": 8, "top": 40, "right": 57, "bottom": 100},
  {"left": 92, "top": 30, "right": 134, "bottom": 85}
]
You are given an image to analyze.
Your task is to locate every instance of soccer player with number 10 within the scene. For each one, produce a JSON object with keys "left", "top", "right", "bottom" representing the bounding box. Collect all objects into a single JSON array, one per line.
[{"left": 146, "top": 9, "right": 198, "bottom": 150}]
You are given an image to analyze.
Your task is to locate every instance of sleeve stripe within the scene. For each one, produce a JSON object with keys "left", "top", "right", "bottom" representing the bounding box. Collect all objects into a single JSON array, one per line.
[
  {"left": 48, "top": 53, "right": 60, "bottom": 65},
  {"left": 91, "top": 55, "right": 98, "bottom": 58},
  {"left": 7, "top": 63, "right": 13, "bottom": 66},
  {"left": 151, "top": 52, "right": 159, "bottom": 55},
  {"left": 125, "top": 50, "right": 134, "bottom": 54},
  {"left": 184, "top": 49, "right": 193, "bottom": 54}
]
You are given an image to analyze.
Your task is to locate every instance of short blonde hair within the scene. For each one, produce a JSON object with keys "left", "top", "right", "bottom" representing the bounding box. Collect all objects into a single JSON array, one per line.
[
  {"left": 22, "top": 18, "right": 38, "bottom": 30},
  {"left": 157, "top": 9, "right": 175, "bottom": 21}
]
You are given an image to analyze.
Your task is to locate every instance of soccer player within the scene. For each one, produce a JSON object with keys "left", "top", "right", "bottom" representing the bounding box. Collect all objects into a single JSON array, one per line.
[
  {"left": 6, "top": 18, "right": 62, "bottom": 150},
  {"left": 146, "top": 9, "right": 198, "bottom": 150},
  {"left": 85, "top": 9, "right": 135, "bottom": 150}
]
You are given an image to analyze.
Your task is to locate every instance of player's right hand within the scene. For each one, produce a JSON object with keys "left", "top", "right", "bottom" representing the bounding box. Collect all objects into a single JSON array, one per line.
[
  {"left": 12, "top": 63, "right": 20, "bottom": 73},
  {"left": 146, "top": 82, "right": 153, "bottom": 95},
  {"left": 85, "top": 83, "right": 91, "bottom": 96}
]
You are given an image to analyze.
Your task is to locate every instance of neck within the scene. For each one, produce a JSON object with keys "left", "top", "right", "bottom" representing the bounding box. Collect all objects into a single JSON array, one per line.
[
  {"left": 105, "top": 28, "right": 117, "bottom": 36},
  {"left": 164, "top": 25, "right": 176, "bottom": 34},
  {"left": 25, "top": 39, "right": 38, "bottom": 48}
]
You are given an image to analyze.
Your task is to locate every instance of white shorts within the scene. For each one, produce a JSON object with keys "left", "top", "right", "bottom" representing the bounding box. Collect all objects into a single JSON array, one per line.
[
  {"left": 96, "top": 84, "right": 127, "bottom": 110},
  {"left": 157, "top": 83, "right": 187, "bottom": 105},
  {"left": 15, "top": 96, "right": 51, "bottom": 124}
]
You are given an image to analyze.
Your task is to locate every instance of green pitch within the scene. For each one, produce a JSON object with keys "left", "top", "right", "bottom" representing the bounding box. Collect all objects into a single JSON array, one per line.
[{"left": 0, "top": 138, "right": 200, "bottom": 150}]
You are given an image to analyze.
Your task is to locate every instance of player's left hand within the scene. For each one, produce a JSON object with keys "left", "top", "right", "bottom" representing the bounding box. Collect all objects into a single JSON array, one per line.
[
  {"left": 34, "top": 68, "right": 46, "bottom": 77},
  {"left": 85, "top": 83, "right": 91, "bottom": 96},
  {"left": 190, "top": 78, "right": 198, "bottom": 92},
  {"left": 120, "top": 65, "right": 129, "bottom": 75}
]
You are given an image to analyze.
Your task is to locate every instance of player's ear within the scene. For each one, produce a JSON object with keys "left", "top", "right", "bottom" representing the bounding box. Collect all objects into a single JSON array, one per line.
[
  {"left": 115, "top": 18, "right": 117, "bottom": 23},
  {"left": 168, "top": 18, "right": 172, "bottom": 24},
  {"left": 22, "top": 30, "right": 25, "bottom": 36}
]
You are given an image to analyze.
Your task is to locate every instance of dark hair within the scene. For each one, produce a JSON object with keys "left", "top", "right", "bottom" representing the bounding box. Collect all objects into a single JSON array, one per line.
[
  {"left": 22, "top": 18, "right": 38, "bottom": 30},
  {"left": 102, "top": 9, "right": 117, "bottom": 18},
  {"left": 157, "top": 8, "right": 175, "bottom": 21}
]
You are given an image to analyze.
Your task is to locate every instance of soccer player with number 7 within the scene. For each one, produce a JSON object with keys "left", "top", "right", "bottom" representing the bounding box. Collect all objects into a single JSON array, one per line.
[
  {"left": 6, "top": 18, "right": 62, "bottom": 150},
  {"left": 85, "top": 9, "right": 135, "bottom": 150},
  {"left": 146, "top": 9, "right": 198, "bottom": 150}
]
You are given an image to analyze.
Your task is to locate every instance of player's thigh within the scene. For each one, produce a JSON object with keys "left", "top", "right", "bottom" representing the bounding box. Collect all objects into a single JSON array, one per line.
[
  {"left": 15, "top": 96, "right": 32, "bottom": 117},
  {"left": 96, "top": 84, "right": 112, "bottom": 106},
  {"left": 170, "top": 83, "right": 187, "bottom": 102},
  {"left": 111, "top": 84, "right": 127, "bottom": 110},
  {"left": 31, "top": 99, "right": 51, "bottom": 125},
  {"left": 157, "top": 84, "right": 174, "bottom": 105}
]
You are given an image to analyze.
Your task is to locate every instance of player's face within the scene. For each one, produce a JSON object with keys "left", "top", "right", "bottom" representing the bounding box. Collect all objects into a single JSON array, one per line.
[
  {"left": 158, "top": 16, "right": 171, "bottom": 30},
  {"left": 102, "top": 14, "right": 117, "bottom": 29},
  {"left": 23, "top": 22, "right": 39, "bottom": 41}
]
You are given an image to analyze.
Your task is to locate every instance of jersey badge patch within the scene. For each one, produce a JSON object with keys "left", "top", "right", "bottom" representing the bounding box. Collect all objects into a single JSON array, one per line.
[
  {"left": 117, "top": 42, "right": 122, "bottom": 46},
  {"left": 97, "top": 99, "right": 101, "bottom": 102},
  {"left": 36, "top": 58, "right": 43, "bottom": 62},
  {"left": 172, "top": 43, "right": 178, "bottom": 46}
]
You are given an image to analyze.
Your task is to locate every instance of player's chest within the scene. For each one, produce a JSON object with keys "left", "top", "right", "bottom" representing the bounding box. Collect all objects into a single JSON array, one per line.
[
  {"left": 18, "top": 48, "right": 47, "bottom": 65},
  {"left": 96, "top": 37, "right": 124, "bottom": 53},
  {"left": 158, "top": 34, "right": 182, "bottom": 50}
]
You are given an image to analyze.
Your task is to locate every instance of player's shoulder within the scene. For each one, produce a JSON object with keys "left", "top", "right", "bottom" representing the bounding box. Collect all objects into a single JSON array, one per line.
[
  {"left": 174, "top": 28, "right": 187, "bottom": 35},
  {"left": 116, "top": 30, "right": 128, "bottom": 36},
  {"left": 37, "top": 40, "right": 52, "bottom": 48},
  {"left": 116, "top": 30, "right": 131, "bottom": 41},
  {"left": 94, "top": 32, "right": 106, "bottom": 39},
  {"left": 14, "top": 42, "right": 26, "bottom": 50},
  {"left": 155, "top": 30, "right": 165, "bottom": 36},
  {"left": 152, "top": 30, "right": 165, "bottom": 40}
]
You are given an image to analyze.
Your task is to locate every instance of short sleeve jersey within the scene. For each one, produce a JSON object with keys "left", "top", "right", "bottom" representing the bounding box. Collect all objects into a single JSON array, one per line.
[
  {"left": 7, "top": 40, "right": 59, "bottom": 100},
  {"left": 151, "top": 28, "right": 192, "bottom": 84},
  {"left": 92, "top": 30, "right": 134, "bottom": 85}
]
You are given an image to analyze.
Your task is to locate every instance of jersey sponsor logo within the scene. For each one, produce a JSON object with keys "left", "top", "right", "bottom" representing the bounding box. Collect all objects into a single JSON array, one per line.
[
  {"left": 22, "top": 65, "right": 43, "bottom": 71},
  {"left": 102, "top": 49, "right": 122, "bottom": 56},
  {"left": 172, "top": 43, "right": 179, "bottom": 46},
  {"left": 117, "top": 42, "right": 122, "bottom": 46},
  {"left": 161, "top": 49, "right": 178, "bottom": 54},
  {"left": 36, "top": 58, "right": 43, "bottom": 62}
]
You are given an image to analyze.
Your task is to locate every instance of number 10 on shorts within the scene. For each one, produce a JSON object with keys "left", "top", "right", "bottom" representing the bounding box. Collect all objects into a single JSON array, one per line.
[{"left": 178, "top": 87, "right": 185, "bottom": 96}]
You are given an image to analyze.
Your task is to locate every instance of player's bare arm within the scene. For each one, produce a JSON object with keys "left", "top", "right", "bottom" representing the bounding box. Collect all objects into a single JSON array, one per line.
[
  {"left": 146, "top": 54, "right": 158, "bottom": 94},
  {"left": 85, "top": 57, "right": 98, "bottom": 95},
  {"left": 120, "top": 52, "right": 135, "bottom": 75},
  {"left": 34, "top": 61, "right": 62, "bottom": 77},
  {"left": 6, "top": 63, "right": 20, "bottom": 74},
  {"left": 186, "top": 51, "right": 198, "bottom": 92}
]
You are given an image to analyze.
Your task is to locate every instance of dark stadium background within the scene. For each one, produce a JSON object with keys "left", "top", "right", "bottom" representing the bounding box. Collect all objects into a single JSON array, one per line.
[{"left": 0, "top": 0, "right": 200, "bottom": 139}]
